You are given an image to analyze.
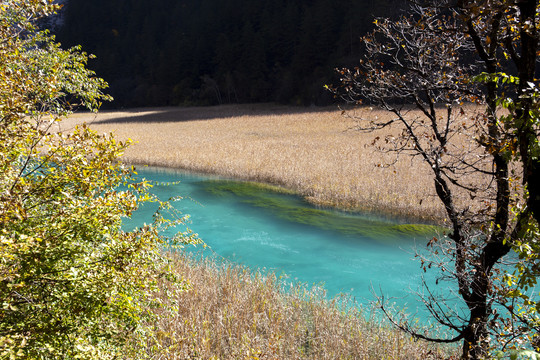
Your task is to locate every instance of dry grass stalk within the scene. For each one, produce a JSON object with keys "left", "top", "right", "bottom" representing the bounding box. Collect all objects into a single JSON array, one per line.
[
  {"left": 62, "top": 104, "right": 485, "bottom": 223},
  {"left": 138, "top": 252, "right": 456, "bottom": 359}
]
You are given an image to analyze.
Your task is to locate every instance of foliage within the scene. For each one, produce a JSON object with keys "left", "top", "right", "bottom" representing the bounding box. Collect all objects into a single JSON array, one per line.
[
  {"left": 0, "top": 1, "right": 197, "bottom": 358},
  {"left": 332, "top": 0, "right": 540, "bottom": 358},
  {"left": 200, "top": 179, "right": 440, "bottom": 239},
  {"left": 486, "top": 72, "right": 540, "bottom": 353},
  {"left": 456, "top": 1, "right": 540, "bottom": 354}
]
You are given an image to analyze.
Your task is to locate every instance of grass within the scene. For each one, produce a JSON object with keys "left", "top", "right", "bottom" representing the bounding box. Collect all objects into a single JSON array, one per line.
[
  {"left": 62, "top": 104, "right": 463, "bottom": 223},
  {"left": 137, "top": 252, "right": 456, "bottom": 359},
  {"left": 61, "top": 104, "right": 468, "bottom": 358}
]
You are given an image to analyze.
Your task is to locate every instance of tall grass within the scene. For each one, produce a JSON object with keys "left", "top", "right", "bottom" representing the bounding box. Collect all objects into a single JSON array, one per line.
[
  {"left": 138, "top": 252, "right": 456, "bottom": 359},
  {"left": 64, "top": 104, "right": 479, "bottom": 222},
  {"left": 63, "top": 105, "right": 464, "bottom": 358}
]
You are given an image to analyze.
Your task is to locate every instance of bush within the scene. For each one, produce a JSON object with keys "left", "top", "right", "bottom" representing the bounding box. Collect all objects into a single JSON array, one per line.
[{"left": 0, "top": 1, "right": 196, "bottom": 358}]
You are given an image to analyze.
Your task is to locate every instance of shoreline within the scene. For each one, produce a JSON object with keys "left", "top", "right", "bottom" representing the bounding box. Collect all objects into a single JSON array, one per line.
[
  {"left": 63, "top": 104, "right": 456, "bottom": 225},
  {"left": 126, "top": 161, "right": 445, "bottom": 226}
]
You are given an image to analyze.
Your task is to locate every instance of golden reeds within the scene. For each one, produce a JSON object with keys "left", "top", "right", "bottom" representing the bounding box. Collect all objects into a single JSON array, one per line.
[
  {"left": 138, "top": 252, "right": 455, "bottom": 359},
  {"left": 63, "top": 104, "right": 462, "bottom": 222},
  {"left": 61, "top": 105, "right": 465, "bottom": 358}
]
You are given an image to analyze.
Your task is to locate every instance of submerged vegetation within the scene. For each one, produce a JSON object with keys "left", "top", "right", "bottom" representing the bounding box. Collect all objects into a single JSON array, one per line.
[{"left": 199, "top": 179, "right": 441, "bottom": 240}]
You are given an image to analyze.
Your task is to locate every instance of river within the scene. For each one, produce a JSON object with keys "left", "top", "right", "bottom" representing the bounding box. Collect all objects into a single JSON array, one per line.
[{"left": 124, "top": 166, "right": 455, "bottom": 322}]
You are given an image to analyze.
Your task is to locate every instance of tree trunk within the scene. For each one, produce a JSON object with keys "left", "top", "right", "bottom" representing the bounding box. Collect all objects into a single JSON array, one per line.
[{"left": 462, "top": 315, "right": 488, "bottom": 359}]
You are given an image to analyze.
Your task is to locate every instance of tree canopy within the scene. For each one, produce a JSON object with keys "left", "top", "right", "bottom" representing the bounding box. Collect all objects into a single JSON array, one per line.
[
  {"left": 333, "top": 0, "right": 540, "bottom": 358},
  {"left": 0, "top": 1, "right": 196, "bottom": 358}
]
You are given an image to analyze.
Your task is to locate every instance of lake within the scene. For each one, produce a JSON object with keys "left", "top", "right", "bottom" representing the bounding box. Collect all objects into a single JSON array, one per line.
[{"left": 124, "top": 166, "right": 454, "bottom": 322}]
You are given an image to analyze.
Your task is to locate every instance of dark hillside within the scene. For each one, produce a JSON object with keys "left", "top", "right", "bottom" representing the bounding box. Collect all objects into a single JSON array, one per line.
[{"left": 56, "top": 0, "right": 405, "bottom": 108}]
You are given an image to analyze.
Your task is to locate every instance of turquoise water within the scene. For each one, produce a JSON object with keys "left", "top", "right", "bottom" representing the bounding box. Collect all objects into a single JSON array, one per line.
[{"left": 125, "top": 167, "right": 452, "bottom": 320}]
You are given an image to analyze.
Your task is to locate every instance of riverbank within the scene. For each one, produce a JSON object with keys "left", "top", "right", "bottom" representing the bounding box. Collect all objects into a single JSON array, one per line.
[
  {"left": 63, "top": 104, "right": 480, "bottom": 223},
  {"left": 134, "top": 251, "right": 455, "bottom": 359},
  {"left": 62, "top": 105, "right": 460, "bottom": 358}
]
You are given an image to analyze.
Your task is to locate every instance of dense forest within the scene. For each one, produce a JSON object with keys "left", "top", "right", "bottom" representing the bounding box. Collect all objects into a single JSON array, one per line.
[{"left": 55, "top": 0, "right": 405, "bottom": 108}]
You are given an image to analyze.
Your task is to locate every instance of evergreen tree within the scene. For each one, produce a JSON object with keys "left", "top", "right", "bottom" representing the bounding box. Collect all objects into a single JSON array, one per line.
[{"left": 57, "top": 0, "right": 406, "bottom": 107}]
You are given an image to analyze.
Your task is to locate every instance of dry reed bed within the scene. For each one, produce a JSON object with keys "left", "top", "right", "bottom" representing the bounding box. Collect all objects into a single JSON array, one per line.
[
  {"left": 60, "top": 106, "right": 466, "bottom": 357},
  {"left": 139, "top": 252, "right": 455, "bottom": 359},
  {"left": 63, "top": 104, "right": 454, "bottom": 221}
]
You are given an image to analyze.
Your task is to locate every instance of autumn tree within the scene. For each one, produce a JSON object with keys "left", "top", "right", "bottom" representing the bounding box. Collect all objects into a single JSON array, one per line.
[
  {"left": 333, "top": 0, "right": 540, "bottom": 358},
  {"left": 0, "top": 1, "right": 196, "bottom": 358}
]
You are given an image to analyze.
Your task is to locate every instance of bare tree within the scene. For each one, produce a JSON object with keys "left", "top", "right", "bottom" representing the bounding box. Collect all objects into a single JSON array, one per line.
[{"left": 332, "top": 1, "right": 540, "bottom": 358}]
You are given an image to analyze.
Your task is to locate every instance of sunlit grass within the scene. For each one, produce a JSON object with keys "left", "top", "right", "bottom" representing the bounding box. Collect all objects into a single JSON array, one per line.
[
  {"left": 136, "top": 252, "right": 456, "bottom": 359},
  {"left": 65, "top": 104, "right": 483, "bottom": 222},
  {"left": 62, "top": 105, "right": 468, "bottom": 358}
]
